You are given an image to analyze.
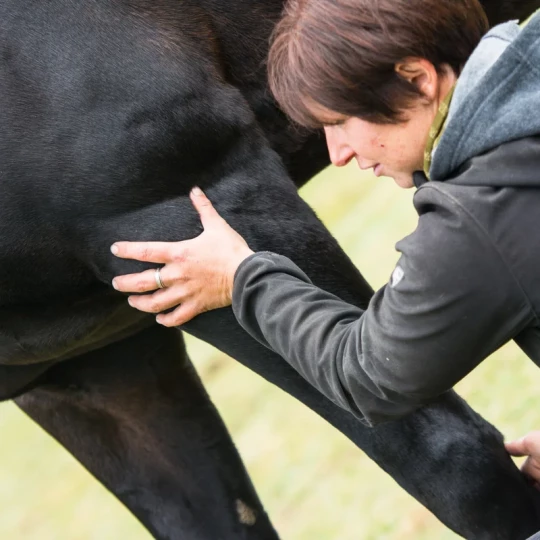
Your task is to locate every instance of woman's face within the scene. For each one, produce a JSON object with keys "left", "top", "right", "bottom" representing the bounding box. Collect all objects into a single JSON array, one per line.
[
  {"left": 314, "top": 59, "right": 456, "bottom": 188},
  {"left": 320, "top": 104, "right": 435, "bottom": 189}
]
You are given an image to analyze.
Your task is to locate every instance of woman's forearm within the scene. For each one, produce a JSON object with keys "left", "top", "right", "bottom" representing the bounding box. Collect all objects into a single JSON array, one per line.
[{"left": 232, "top": 251, "right": 425, "bottom": 426}]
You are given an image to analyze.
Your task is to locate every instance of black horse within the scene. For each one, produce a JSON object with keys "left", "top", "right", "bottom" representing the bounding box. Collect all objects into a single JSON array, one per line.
[{"left": 1, "top": 0, "right": 540, "bottom": 538}]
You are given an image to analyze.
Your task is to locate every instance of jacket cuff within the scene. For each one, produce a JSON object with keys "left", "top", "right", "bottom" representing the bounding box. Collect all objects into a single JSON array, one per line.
[{"left": 232, "top": 251, "right": 306, "bottom": 309}]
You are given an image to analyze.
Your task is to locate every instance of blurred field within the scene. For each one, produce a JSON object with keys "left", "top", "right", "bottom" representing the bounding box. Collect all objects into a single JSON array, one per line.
[{"left": 2, "top": 163, "right": 540, "bottom": 539}]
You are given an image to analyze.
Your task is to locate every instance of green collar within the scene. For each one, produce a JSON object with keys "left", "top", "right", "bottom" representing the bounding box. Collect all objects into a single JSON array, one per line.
[
  {"left": 521, "top": 7, "right": 540, "bottom": 27},
  {"left": 423, "top": 85, "right": 455, "bottom": 178}
]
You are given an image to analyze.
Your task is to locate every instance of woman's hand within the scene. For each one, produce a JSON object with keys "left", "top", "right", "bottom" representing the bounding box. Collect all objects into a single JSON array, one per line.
[
  {"left": 111, "top": 187, "right": 254, "bottom": 326},
  {"left": 506, "top": 432, "right": 540, "bottom": 488}
]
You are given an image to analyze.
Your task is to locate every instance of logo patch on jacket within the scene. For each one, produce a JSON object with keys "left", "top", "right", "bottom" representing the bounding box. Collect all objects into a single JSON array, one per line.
[{"left": 391, "top": 266, "right": 404, "bottom": 288}]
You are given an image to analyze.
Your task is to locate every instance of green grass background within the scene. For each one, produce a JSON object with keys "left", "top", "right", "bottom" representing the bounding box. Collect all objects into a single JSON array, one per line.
[{"left": 1, "top": 164, "right": 540, "bottom": 539}]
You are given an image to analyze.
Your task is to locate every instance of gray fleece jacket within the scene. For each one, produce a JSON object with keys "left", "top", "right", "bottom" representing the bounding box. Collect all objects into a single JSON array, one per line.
[{"left": 232, "top": 12, "right": 540, "bottom": 426}]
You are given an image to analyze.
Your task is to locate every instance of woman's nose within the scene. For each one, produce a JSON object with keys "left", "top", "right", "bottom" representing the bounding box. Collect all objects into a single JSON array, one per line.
[{"left": 324, "top": 127, "right": 354, "bottom": 167}]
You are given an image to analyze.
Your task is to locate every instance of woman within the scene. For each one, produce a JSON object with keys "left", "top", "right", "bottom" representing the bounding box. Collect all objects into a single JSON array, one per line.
[{"left": 111, "top": 0, "right": 540, "bottom": 482}]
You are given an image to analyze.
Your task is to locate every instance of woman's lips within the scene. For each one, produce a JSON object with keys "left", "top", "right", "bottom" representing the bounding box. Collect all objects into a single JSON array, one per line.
[{"left": 357, "top": 161, "right": 383, "bottom": 177}]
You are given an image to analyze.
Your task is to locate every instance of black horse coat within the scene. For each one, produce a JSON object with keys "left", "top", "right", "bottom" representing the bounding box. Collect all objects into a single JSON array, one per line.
[{"left": 2, "top": 1, "right": 540, "bottom": 539}]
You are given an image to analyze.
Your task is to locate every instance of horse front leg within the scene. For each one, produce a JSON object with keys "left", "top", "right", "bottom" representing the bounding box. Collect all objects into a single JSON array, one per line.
[{"left": 15, "top": 324, "right": 279, "bottom": 540}]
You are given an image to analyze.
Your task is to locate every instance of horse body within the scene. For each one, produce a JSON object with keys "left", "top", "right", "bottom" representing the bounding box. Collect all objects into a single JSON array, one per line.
[{"left": 2, "top": 0, "right": 540, "bottom": 538}]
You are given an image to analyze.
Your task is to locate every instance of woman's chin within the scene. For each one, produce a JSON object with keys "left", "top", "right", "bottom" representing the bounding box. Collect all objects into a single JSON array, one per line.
[{"left": 392, "top": 173, "right": 415, "bottom": 189}]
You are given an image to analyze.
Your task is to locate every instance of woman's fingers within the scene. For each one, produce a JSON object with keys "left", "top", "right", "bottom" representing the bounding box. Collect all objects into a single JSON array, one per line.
[
  {"left": 506, "top": 432, "right": 540, "bottom": 486},
  {"left": 190, "top": 187, "right": 225, "bottom": 229},
  {"left": 111, "top": 241, "right": 187, "bottom": 263},
  {"left": 506, "top": 432, "right": 540, "bottom": 457},
  {"left": 123, "top": 286, "right": 202, "bottom": 326},
  {"left": 506, "top": 439, "right": 528, "bottom": 457},
  {"left": 113, "top": 264, "right": 185, "bottom": 293},
  {"left": 156, "top": 302, "right": 202, "bottom": 327},
  {"left": 127, "top": 285, "right": 189, "bottom": 314},
  {"left": 112, "top": 268, "right": 162, "bottom": 293}
]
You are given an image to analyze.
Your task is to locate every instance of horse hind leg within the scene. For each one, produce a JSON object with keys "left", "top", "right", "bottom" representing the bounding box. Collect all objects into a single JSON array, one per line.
[{"left": 15, "top": 324, "right": 279, "bottom": 540}]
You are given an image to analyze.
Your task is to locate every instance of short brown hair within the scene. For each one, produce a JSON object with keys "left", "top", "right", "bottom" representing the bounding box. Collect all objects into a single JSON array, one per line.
[{"left": 268, "top": 0, "right": 489, "bottom": 126}]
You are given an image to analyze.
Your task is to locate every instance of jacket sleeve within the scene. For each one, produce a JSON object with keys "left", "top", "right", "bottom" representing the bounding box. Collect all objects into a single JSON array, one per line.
[{"left": 231, "top": 185, "right": 533, "bottom": 426}]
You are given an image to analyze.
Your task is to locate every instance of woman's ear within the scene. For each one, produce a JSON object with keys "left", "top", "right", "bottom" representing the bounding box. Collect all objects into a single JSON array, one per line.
[{"left": 395, "top": 58, "right": 439, "bottom": 100}]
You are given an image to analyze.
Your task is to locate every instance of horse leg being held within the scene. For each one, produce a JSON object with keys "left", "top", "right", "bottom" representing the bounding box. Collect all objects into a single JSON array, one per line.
[{"left": 15, "top": 325, "right": 279, "bottom": 540}]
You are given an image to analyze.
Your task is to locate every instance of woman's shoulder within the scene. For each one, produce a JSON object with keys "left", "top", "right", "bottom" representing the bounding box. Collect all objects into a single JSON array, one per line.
[{"left": 413, "top": 147, "right": 540, "bottom": 321}]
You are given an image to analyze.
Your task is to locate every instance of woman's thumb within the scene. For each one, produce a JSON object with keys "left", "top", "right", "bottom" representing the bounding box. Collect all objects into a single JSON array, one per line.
[
  {"left": 506, "top": 432, "right": 540, "bottom": 457},
  {"left": 506, "top": 437, "right": 527, "bottom": 457},
  {"left": 190, "top": 187, "right": 222, "bottom": 228}
]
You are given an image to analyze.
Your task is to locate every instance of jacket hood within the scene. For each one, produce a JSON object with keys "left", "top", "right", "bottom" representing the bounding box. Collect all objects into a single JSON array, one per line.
[{"left": 430, "top": 13, "right": 540, "bottom": 182}]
